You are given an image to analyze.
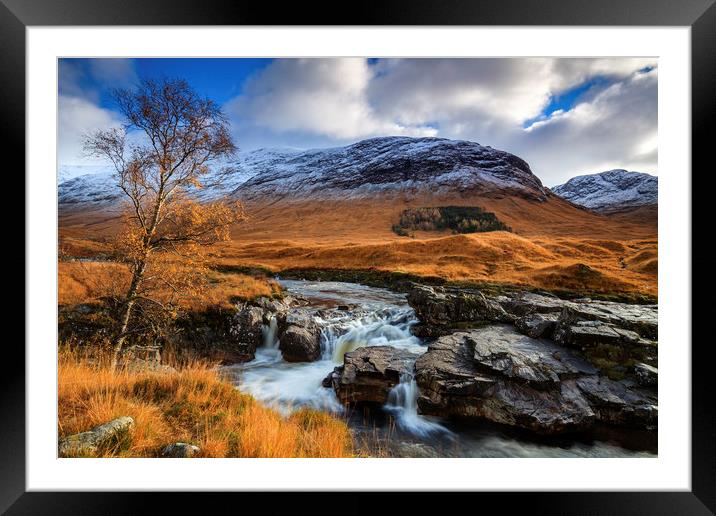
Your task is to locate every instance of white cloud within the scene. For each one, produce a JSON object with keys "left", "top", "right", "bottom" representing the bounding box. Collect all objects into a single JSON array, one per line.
[
  {"left": 226, "top": 58, "right": 436, "bottom": 141},
  {"left": 58, "top": 95, "right": 122, "bottom": 166}
]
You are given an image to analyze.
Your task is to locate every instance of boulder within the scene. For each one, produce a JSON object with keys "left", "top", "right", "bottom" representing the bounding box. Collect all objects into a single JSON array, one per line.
[
  {"left": 407, "top": 285, "right": 511, "bottom": 331},
  {"left": 414, "top": 326, "right": 656, "bottom": 434},
  {"left": 162, "top": 442, "right": 201, "bottom": 458},
  {"left": 58, "top": 416, "right": 134, "bottom": 457},
  {"left": 326, "top": 346, "right": 418, "bottom": 404},
  {"left": 279, "top": 324, "right": 322, "bottom": 362}
]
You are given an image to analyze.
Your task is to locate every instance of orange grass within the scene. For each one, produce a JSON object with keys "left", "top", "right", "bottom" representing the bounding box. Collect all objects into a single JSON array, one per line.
[
  {"left": 58, "top": 260, "right": 280, "bottom": 309},
  {"left": 58, "top": 350, "right": 354, "bottom": 458}
]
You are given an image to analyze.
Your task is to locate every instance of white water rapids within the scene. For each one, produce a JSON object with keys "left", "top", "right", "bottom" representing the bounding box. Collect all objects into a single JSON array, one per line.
[
  {"left": 228, "top": 280, "right": 447, "bottom": 436},
  {"left": 224, "top": 279, "right": 656, "bottom": 458}
]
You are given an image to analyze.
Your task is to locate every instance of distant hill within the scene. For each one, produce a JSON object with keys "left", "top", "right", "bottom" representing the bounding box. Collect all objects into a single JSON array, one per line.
[{"left": 552, "top": 169, "right": 657, "bottom": 213}]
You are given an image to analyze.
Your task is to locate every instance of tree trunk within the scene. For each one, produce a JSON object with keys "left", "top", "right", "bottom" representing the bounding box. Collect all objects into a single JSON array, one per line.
[{"left": 111, "top": 260, "right": 147, "bottom": 369}]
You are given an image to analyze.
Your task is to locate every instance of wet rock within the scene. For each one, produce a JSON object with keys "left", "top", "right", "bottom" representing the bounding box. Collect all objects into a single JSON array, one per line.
[
  {"left": 576, "top": 376, "right": 657, "bottom": 429},
  {"left": 557, "top": 302, "right": 658, "bottom": 341},
  {"left": 162, "top": 442, "right": 201, "bottom": 458},
  {"left": 514, "top": 312, "right": 559, "bottom": 339},
  {"left": 232, "top": 306, "right": 264, "bottom": 347},
  {"left": 471, "top": 325, "right": 597, "bottom": 386},
  {"left": 328, "top": 346, "right": 418, "bottom": 404},
  {"left": 59, "top": 416, "right": 134, "bottom": 457},
  {"left": 279, "top": 324, "right": 321, "bottom": 362},
  {"left": 634, "top": 363, "right": 658, "bottom": 387},
  {"left": 407, "top": 285, "right": 511, "bottom": 331},
  {"left": 414, "top": 326, "right": 655, "bottom": 434},
  {"left": 497, "top": 291, "right": 573, "bottom": 317}
]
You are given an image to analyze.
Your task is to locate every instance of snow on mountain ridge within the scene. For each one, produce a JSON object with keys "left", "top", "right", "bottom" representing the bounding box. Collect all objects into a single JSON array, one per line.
[
  {"left": 232, "top": 136, "right": 547, "bottom": 201},
  {"left": 59, "top": 136, "right": 548, "bottom": 208},
  {"left": 551, "top": 169, "right": 657, "bottom": 211}
]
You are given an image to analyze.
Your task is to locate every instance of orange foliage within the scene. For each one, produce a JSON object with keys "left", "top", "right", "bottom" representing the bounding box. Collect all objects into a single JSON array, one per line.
[{"left": 58, "top": 350, "right": 354, "bottom": 458}]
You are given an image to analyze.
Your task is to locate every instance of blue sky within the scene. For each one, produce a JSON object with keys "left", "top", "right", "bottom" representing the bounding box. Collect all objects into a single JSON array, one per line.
[{"left": 58, "top": 57, "right": 657, "bottom": 186}]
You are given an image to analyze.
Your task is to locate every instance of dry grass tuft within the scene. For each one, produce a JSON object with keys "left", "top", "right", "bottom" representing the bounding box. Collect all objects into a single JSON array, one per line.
[{"left": 58, "top": 349, "right": 354, "bottom": 458}]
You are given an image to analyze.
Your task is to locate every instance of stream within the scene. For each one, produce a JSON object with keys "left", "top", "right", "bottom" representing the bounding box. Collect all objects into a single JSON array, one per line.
[{"left": 225, "top": 280, "right": 657, "bottom": 458}]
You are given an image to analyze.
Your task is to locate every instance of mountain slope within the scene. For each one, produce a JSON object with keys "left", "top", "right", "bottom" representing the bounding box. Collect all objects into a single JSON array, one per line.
[
  {"left": 552, "top": 170, "right": 657, "bottom": 212},
  {"left": 232, "top": 136, "right": 548, "bottom": 202},
  {"left": 59, "top": 137, "right": 656, "bottom": 240}
]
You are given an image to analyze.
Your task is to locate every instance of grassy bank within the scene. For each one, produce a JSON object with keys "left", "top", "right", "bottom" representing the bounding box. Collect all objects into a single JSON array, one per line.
[{"left": 58, "top": 350, "right": 354, "bottom": 458}]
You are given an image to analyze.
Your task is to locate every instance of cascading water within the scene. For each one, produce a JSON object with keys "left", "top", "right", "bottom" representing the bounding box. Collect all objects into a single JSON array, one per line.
[
  {"left": 384, "top": 373, "right": 450, "bottom": 437},
  {"left": 261, "top": 315, "right": 279, "bottom": 349},
  {"left": 224, "top": 279, "right": 655, "bottom": 458}
]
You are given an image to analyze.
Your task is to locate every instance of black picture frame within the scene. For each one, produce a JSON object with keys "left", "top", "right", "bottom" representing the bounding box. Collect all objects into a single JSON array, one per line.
[{"left": 3, "top": 0, "right": 713, "bottom": 513}]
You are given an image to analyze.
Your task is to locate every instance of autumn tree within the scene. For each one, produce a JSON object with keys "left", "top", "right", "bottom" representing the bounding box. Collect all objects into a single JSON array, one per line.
[{"left": 84, "top": 77, "right": 245, "bottom": 368}]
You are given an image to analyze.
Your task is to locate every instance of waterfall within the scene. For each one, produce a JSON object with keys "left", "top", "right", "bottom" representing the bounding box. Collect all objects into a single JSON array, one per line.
[
  {"left": 261, "top": 315, "right": 279, "bottom": 349},
  {"left": 384, "top": 373, "right": 450, "bottom": 437},
  {"left": 318, "top": 307, "right": 422, "bottom": 362}
]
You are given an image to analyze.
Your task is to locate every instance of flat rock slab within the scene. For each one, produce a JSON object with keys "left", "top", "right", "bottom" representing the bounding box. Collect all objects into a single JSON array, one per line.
[
  {"left": 469, "top": 325, "right": 597, "bottom": 386},
  {"left": 327, "top": 346, "right": 419, "bottom": 405}
]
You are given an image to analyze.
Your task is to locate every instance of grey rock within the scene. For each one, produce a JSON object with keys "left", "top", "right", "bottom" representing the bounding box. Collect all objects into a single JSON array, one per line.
[
  {"left": 407, "top": 285, "right": 511, "bottom": 329},
  {"left": 162, "top": 442, "right": 201, "bottom": 458},
  {"left": 634, "top": 363, "right": 658, "bottom": 387},
  {"left": 414, "top": 326, "right": 656, "bottom": 434},
  {"left": 497, "top": 291, "right": 574, "bottom": 317},
  {"left": 514, "top": 312, "right": 559, "bottom": 338},
  {"left": 328, "top": 346, "right": 418, "bottom": 404},
  {"left": 59, "top": 416, "right": 135, "bottom": 457},
  {"left": 470, "top": 325, "right": 597, "bottom": 386},
  {"left": 279, "top": 324, "right": 321, "bottom": 362},
  {"left": 576, "top": 376, "right": 658, "bottom": 429}
]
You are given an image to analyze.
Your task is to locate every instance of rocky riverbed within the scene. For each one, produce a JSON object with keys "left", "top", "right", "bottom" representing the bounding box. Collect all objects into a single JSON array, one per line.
[{"left": 221, "top": 280, "right": 657, "bottom": 457}]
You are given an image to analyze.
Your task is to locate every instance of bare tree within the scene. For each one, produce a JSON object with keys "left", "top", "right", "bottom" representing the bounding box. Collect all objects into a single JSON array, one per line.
[{"left": 84, "top": 77, "right": 244, "bottom": 368}]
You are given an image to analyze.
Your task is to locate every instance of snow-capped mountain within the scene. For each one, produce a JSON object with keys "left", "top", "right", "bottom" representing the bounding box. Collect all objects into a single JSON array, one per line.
[
  {"left": 233, "top": 136, "right": 547, "bottom": 202},
  {"left": 58, "top": 164, "right": 114, "bottom": 183},
  {"left": 58, "top": 148, "right": 298, "bottom": 208},
  {"left": 551, "top": 170, "right": 657, "bottom": 212},
  {"left": 59, "top": 136, "right": 548, "bottom": 209}
]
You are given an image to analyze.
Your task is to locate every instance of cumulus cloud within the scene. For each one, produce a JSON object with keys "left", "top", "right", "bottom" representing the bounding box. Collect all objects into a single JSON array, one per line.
[
  {"left": 57, "top": 59, "right": 137, "bottom": 166},
  {"left": 226, "top": 57, "right": 657, "bottom": 185},
  {"left": 58, "top": 95, "right": 122, "bottom": 166},
  {"left": 226, "top": 58, "right": 437, "bottom": 142}
]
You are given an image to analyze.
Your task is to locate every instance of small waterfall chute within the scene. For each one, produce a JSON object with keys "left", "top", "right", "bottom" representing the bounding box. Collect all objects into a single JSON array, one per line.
[
  {"left": 384, "top": 373, "right": 450, "bottom": 438},
  {"left": 261, "top": 315, "right": 279, "bottom": 349}
]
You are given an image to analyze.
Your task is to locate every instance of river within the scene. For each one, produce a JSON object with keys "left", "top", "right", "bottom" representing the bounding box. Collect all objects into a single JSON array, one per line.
[{"left": 224, "top": 280, "right": 656, "bottom": 458}]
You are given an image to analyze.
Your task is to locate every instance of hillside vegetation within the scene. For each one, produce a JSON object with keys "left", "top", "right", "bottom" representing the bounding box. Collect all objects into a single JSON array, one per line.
[{"left": 393, "top": 206, "right": 511, "bottom": 236}]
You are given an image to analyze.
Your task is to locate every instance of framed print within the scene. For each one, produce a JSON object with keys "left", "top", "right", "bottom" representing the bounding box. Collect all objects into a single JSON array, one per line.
[{"left": 4, "top": 0, "right": 714, "bottom": 512}]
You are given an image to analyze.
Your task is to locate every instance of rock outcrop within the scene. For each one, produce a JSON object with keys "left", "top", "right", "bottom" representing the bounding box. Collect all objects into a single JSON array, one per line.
[
  {"left": 59, "top": 416, "right": 135, "bottom": 457},
  {"left": 162, "top": 442, "right": 201, "bottom": 458},
  {"left": 325, "top": 346, "right": 418, "bottom": 405},
  {"left": 407, "top": 284, "right": 511, "bottom": 337},
  {"left": 408, "top": 285, "right": 658, "bottom": 379},
  {"left": 414, "top": 326, "right": 656, "bottom": 434}
]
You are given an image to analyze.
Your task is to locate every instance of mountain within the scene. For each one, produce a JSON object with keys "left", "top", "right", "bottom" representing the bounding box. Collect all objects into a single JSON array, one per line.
[
  {"left": 551, "top": 170, "right": 657, "bottom": 213},
  {"left": 58, "top": 137, "right": 656, "bottom": 240},
  {"left": 58, "top": 148, "right": 297, "bottom": 208},
  {"left": 59, "top": 137, "right": 548, "bottom": 208},
  {"left": 232, "top": 137, "right": 548, "bottom": 202}
]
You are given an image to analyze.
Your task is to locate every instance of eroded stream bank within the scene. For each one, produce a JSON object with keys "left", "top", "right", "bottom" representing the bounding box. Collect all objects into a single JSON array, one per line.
[{"left": 223, "top": 279, "right": 657, "bottom": 458}]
